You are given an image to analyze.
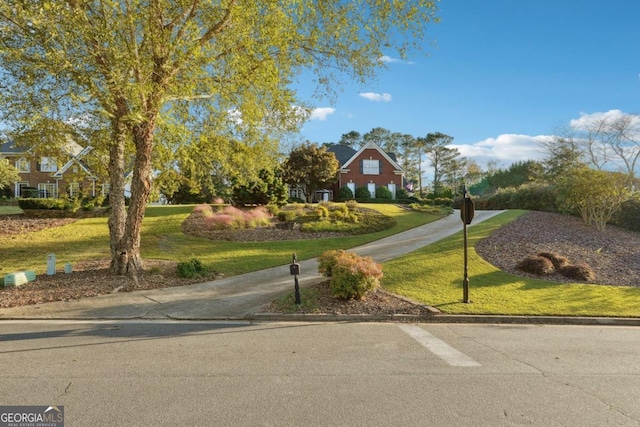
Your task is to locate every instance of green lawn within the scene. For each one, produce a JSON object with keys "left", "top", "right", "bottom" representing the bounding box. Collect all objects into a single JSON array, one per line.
[
  {"left": 0, "top": 206, "right": 22, "bottom": 215},
  {"left": 382, "top": 210, "right": 640, "bottom": 317},
  {"left": 0, "top": 203, "right": 445, "bottom": 277}
]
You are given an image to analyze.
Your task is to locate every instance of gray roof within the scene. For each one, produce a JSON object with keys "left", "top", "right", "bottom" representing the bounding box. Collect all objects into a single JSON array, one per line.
[
  {"left": 0, "top": 141, "right": 24, "bottom": 154},
  {"left": 326, "top": 144, "right": 357, "bottom": 166}
]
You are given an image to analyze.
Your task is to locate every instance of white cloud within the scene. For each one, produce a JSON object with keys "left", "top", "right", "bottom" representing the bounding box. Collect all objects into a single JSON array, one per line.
[
  {"left": 379, "top": 55, "right": 401, "bottom": 63},
  {"left": 452, "top": 134, "right": 550, "bottom": 169},
  {"left": 359, "top": 92, "right": 392, "bottom": 102},
  {"left": 309, "top": 107, "right": 335, "bottom": 121},
  {"left": 569, "top": 110, "right": 640, "bottom": 138}
]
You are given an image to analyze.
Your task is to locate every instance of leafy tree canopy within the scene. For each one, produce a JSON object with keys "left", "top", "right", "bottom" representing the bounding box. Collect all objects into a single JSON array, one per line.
[
  {"left": 0, "top": 159, "right": 20, "bottom": 189},
  {"left": 282, "top": 143, "right": 339, "bottom": 202},
  {"left": 0, "top": 0, "right": 440, "bottom": 274}
]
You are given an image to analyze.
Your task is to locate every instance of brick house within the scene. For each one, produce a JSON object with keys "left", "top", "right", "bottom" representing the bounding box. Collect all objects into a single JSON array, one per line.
[
  {"left": 0, "top": 140, "right": 108, "bottom": 198},
  {"left": 287, "top": 142, "right": 404, "bottom": 202},
  {"left": 328, "top": 142, "right": 404, "bottom": 200}
]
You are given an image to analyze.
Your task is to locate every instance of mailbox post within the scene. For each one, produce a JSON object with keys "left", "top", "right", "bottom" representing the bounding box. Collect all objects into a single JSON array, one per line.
[
  {"left": 460, "top": 187, "right": 475, "bottom": 303},
  {"left": 290, "top": 253, "right": 301, "bottom": 305}
]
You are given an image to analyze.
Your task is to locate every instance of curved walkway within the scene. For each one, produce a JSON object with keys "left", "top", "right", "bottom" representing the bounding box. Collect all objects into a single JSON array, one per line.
[{"left": 0, "top": 210, "right": 505, "bottom": 321}]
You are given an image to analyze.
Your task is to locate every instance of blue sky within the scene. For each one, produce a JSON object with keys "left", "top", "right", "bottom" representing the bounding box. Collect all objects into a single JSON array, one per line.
[{"left": 296, "top": 0, "right": 640, "bottom": 169}]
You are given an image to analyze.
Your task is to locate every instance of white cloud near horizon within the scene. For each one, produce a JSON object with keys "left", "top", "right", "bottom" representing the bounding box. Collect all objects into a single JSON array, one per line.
[
  {"left": 309, "top": 107, "right": 336, "bottom": 121},
  {"left": 359, "top": 92, "right": 392, "bottom": 102},
  {"left": 452, "top": 134, "right": 550, "bottom": 169}
]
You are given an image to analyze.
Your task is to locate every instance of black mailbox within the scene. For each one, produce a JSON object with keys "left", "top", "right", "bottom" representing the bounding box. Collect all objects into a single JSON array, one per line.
[{"left": 289, "top": 263, "right": 300, "bottom": 276}]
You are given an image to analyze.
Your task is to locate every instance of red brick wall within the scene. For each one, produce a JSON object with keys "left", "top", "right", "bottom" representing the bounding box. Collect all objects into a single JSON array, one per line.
[{"left": 334, "top": 148, "right": 402, "bottom": 198}]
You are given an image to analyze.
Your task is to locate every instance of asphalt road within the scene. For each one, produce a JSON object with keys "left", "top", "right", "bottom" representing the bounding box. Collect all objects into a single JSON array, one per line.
[{"left": 1, "top": 321, "right": 639, "bottom": 426}]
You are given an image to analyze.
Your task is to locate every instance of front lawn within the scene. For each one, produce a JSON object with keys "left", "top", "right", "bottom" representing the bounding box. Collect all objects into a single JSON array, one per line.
[
  {"left": 382, "top": 210, "right": 640, "bottom": 317},
  {"left": 0, "top": 203, "right": 447, "bottom": 277}
]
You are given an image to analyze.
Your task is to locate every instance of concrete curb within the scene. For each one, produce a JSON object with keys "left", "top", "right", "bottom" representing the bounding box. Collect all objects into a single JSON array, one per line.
[{"left": 249, "top": 312, "right": 640, "bottom": 326}]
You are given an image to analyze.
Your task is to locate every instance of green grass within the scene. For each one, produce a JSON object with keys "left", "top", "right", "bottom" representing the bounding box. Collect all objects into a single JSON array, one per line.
[
  {"left": 0, "top": 206, "right": 22, "bottom": 215},
  {"left": 0, "top": 203, "right": 445, "bottom": 277},
  {"left": 382, "top": 210, "right": 640, "bottom": 317}
]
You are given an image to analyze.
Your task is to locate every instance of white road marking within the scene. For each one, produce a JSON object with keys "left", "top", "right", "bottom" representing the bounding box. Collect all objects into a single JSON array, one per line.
[{"left": 399, "top": 324, "right": 481, "bottom": 367}]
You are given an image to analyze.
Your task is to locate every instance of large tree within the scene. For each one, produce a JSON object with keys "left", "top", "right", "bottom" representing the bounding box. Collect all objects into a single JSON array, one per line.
[
  {"left": 419, "top": 132, "right": 458, "bottom": 197},
  {"left": 0, "top": 0, "right": 440, "bottom": 275},
  {"left": 282, "top": 143, "right": 338, "bottom": 203}
]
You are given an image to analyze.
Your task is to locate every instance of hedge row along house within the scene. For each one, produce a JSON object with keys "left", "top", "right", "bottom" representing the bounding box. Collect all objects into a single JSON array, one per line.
[
  {"left": 0, "top": 140, "right": 110, "bottom": 199},
  {"left": 288, "top": 141, "right": 405, "bottom": 202}
]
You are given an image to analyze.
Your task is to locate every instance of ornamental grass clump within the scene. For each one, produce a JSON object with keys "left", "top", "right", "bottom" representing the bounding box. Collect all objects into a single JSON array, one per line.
[
  {"left": 559, "top": 263, "right": 596, "bottom": 282},
  {"left": 318, "top": 250, "right": 383, "bottom": 300},
  {"left": 203, "top": 205, "right": 272, "bottom": 230},
  {"left": 537, "top": 251, "right": 571, "bottom": 269},
  {"left": 516, "top": 255, "right": 555, "bottom": 275}
]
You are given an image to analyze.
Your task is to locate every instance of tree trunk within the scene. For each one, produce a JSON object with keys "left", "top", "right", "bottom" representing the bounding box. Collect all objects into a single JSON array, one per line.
[{"left": 108, "top": 121, "right": 129, "bottom": 275}]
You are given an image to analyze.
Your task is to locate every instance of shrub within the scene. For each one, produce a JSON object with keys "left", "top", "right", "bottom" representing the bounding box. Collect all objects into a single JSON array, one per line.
[
  {"left": 516, "top": 255, "right": 555, "bottom": 275},
  {"left": 560, "top": 263, "right": 596, "bottom": 282},
  {"left": 355, "top": 186, "right": 372, "bottom": 199},
  {"left": 18, "top": 198, "right": 67, "bottom": 210},
  {"left": 318, "top": 250, "right": 383, "bottom": 300},
  {"left": 313, "top": 205, "right": 330, "bottom": 220},
  {"left": 177, "top": 258, "right": 208, "bottom": 278},
  {"left": 288, "top": 197, "right": 305, "bottom": 204},
  {"left": 611, "top": 196, "right": 640, "bottom": 232},
  {"left": 375, "top": 186, "right": 393, "bottom": 200},
  {"left": 396, "top": 187, "right": 409, "bottom": 200},
  {"left": 537, "top": 252, "right": 570, "bottom": 269},
  {"left": 336, "top": 186, "right": 354, "bottom": 201},
  {"left": 318, "top": 249, "right": 349, "bottom": 277},
  {"left": 277, "top": 209, "right": 298, "bottom": 223},
  {"left": 202, "top": 205, "right": 272, "bottom": 230}
]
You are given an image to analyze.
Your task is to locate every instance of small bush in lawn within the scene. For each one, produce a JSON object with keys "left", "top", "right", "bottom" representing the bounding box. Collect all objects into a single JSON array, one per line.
[
  {"left": 336, "top": 186, "right": 354, "bottom": 201},
  {"left": 355, "top": 186, "right": 372, "bottom": 199},
  {"left": 177, "top": 258, "right": 208, "bottom": 278},
  {"left": 537, "top": 252, "right": 570, "bottom": 269},
  {"left": 375, "top": 186, "right": 393, "bottom": 200},
  {"left": 319, "top": 250, "right": 383, "bottom": 299},
  {"left": 318, "top": 250, "right": 350, "bottom": 277},
  {"left": 329, "top": 253, "right": 383, "bottom": 300},
  {"left": 560, "top": 263, "right": 596, "bottom": 282},
  {"left": 516, "top": 255, "right": 555, "bottom": 275}
]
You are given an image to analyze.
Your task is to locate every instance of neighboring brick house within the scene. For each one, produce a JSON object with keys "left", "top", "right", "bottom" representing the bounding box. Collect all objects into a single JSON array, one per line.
[
  {"left": 0, "top": 140, "right": 108, "bottom": 198},
  {"left": 328, "top": 141, "right": 404, "bottom": 200}
]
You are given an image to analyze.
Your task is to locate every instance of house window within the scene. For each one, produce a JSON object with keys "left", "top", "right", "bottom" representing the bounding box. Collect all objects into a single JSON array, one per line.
[
  {"left": 347, "top": 182, "right": 356, "bottom": 196},
  {"left": 38, "top": 183, "right": 58, "bottom": 199},
  {"left": 68, "top": 182, "right": 81, "bottom": 197},
  {"left": 362, "top": 159, "right": 380, "bottom": 175},
  {"left": 367, "top": 183, "right": 376, "bottom": 198},
  {"left": 289, "top": 187, "right": 304, "bottom": 200},
  {"left": 101, "top": 183, "right": 111, "bottom": 195},
  {"left": 39, "top": 157, "right": 58, "bottom": 172},
  {"left": 16, "top": 157, "right": 30, "bottom": 173}
]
